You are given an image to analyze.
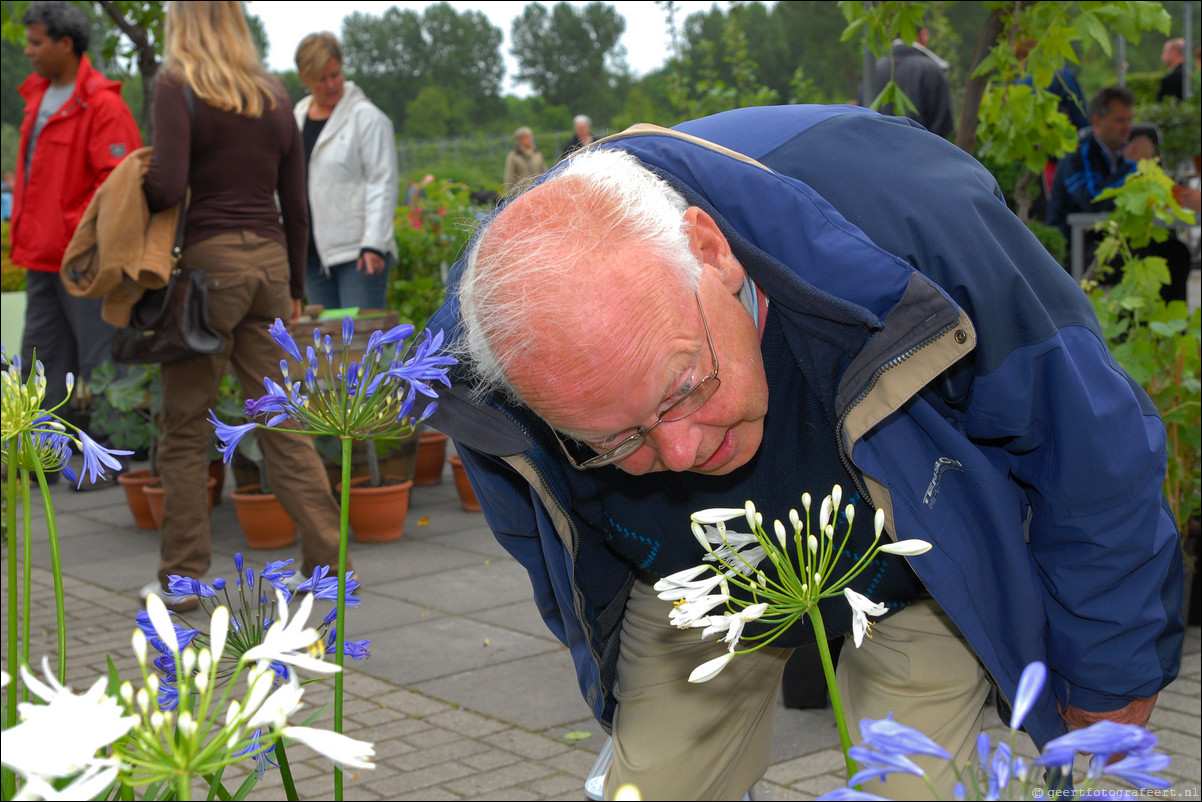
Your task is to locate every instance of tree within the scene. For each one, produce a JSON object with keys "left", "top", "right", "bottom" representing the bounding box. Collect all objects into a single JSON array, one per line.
[
  {"left": 839, "top": 1, "right": 1172, "bottom": 219},
  {"left": 342, "top": 2, "right": 504, "bottom": 138},
  {"left": 510, "top": 1, "right": 627, "bottom": 125},
  {"left": 2, "top": 1, "right": 269, "bottom": 137}
]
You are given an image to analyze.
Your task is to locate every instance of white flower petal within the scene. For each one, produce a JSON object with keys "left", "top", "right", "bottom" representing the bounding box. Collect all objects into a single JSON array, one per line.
[
  {"left": 691, "top": 507, "right": 747, "bottom": 524},
  {"left": 874, "top": 507, "right": 886, "bottom": 539},
  {"left": 284, "top": 726, "right": 375, "bottom": 769},
  {"left": 145, "top": 593, "right": 178, "bottom": 654},
  {"left": 653, "top": 565, "right": 709, "bottom": 593},
  {"left": 688, "top": 652, "right": 735, "bottom": 683},
  {"left": 209, "top": 606, "right": 230, "bottom": 663},
  {"left": 877, "top": 539, "right": 932, "bottom": 556}
]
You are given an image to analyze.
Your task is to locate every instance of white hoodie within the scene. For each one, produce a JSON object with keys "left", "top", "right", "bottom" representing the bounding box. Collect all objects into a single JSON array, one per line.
[{"left": 294, "top": 81, "right": 398, "bottom": 271}]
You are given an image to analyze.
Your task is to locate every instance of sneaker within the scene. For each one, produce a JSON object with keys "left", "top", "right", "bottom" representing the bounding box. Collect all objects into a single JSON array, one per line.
[{"left": 139, "top": 580, "right": 199, "bottom": 613}]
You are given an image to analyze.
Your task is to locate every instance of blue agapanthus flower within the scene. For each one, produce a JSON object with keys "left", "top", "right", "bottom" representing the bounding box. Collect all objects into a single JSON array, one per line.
[{"left": 211, "top": 316, "right": 455, "bottom": 446}]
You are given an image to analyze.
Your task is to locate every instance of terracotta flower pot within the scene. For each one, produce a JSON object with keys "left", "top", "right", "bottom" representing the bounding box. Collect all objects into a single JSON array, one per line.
[
  {"left": 208, "top": 460, "right": 225, "bottom": 506},
  {"left": 336, "top": 476, "right": 414, "bottom": 543},
  {"left": 414, "top": 430, "right": 448, "bottom": 486},
  {"left": 448, "top": 455, "right": 481, "bottom": 513},
  {"left": 117, "top": 470, "right": 158, "bottom": 530},
  {"left": 230, "top": 485, "right": 297, "bottom": 549},
  {"left": 143, "top": 476, "right": 218, "bottom": 529}
]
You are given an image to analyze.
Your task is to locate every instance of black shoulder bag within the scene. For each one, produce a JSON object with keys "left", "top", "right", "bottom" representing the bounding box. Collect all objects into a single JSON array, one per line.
[{"left": 111, "top": 85, "right": 223, "bottom": 365}]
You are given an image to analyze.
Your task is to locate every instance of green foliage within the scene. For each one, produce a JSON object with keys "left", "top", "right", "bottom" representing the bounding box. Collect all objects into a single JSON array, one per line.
[
  {"left": 0, "top": 221, "right": 25, "bottom": 292},
  {"left": 342, "top": 2, "right": 505, "bottom": 137},
  {"left": 88, "top": 361, "right": 162, "bottom": 472},
  {"left": 390, "top": 178, "right": 484, "bottom": 328},
  {"left": 510, "top": 1, "right": 627, "bottom": 125},
  {"left": 1137, "top": 90, "right": 1202, "bottom": 175},
  {"left": 1, "top": 38, "right": 25, "bottom": 130},
  {"left": 1086, "top": 161, "right": 1200, "bottom": 539}
]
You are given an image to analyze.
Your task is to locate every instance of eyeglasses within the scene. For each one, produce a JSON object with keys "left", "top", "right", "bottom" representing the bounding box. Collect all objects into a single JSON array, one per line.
[{"left": 554, "top": 289, "right": 721, "bottom": 470}]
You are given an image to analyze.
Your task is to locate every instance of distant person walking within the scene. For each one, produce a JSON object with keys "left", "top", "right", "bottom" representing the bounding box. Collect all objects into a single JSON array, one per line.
[
  {"left": 294, "top": 31, "right": 398, "bottom": 311},
  {"left": 1157, "top": 38, "right": 1185, "bottom": 101},
  {"left": 503, "top": 126, "right": 547, "bottom": 194},
  {"left": 13, "top": 0, "right": 141, "bottom": 450},
  {"left": 142, "top": 0, "right": 345, "bottom": 610},
  {"left": 560, "top": 114, "right": 593, "bottom": 160}
]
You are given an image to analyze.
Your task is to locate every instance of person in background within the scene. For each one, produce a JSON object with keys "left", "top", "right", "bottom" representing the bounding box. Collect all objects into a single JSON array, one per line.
[
  {"left": 293, "top": 31, "right": 398, "bottom": 312},
  {"left": 13, "top": 0, "right": 141, "bottom": 479},
  {"left": 142, "top": 0, "right": 345, "bottom": 612},
  {"left": 503, "top": 125, "right": 547, "bottom": 194},
  {"left": 869, "top": 24, "right": 954, "bottom": 139},
  {"left": 1157, "top": 37, "right": 1185, "bottom": 101},
  {"left": 560, "top": 114, "right": 594, "bottom": 160},
  {"left": 1046, "top": 85, "right": 1190, "bottom": 301},
  {"left": 1, "top": 171, "right": 14, "bottom": 221}
]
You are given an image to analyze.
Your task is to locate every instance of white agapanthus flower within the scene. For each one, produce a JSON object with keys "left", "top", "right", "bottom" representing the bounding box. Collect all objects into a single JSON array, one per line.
[
  {"left": 0, "top": 658, "right": 136, "bottom": 786},
  {"left": 241, "top": 589, "right": 339, "bottom": 674},
  {"left": 667, "top": 486, "right": 931, "bottom": 688},
  {"left": 843, "top": 588, "right": 889, "bottom": 647}
]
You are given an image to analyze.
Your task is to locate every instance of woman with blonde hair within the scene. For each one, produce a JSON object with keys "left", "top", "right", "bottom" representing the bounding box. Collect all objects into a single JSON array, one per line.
[
  {"left": 142, "top": 1, "right": 345, "bottom": 609},
  {"left": 293, "top": 31, "right": 398, "bottom": 311}
]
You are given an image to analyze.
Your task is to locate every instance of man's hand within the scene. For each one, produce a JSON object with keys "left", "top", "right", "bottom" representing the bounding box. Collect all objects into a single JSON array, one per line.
[
  {"left": 291, "top": 298, "right": 302, "bottom": 324},
  {"left": 1123, "top": 135, "right": 1155, "bottom": 162},
  {"left": 357, "top": 252, "right": 386, "bottom": 275},
  {"left": 1059, "top": 696, "right": 1158, "bottom": 762}
]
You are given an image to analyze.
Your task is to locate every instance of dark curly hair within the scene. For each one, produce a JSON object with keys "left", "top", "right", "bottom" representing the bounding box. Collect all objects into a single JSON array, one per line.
[{"left": 22, "top": 1, "right": 91, "bottom": 57}]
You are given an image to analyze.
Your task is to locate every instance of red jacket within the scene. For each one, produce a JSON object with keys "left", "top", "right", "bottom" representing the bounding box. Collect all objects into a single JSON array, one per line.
[{"left": 12, "top": 55, "right": 142, "bottom": 273}]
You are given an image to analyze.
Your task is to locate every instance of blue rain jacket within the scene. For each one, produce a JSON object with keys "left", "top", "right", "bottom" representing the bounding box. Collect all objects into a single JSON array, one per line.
[{"left": 425, "top": 105, "right": 1183, "bottom": 751}]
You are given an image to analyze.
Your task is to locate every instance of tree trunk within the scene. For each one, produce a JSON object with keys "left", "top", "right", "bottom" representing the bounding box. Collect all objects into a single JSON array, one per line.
[
  {"left": 97, "top": 0, "right": 161, "bottom": 137},
  {"left": 1013, "top": 169, "right": 1034, "bottom": 222},
  {"left": 955, "top": 6, "right": 1010, "bottom": 156}
]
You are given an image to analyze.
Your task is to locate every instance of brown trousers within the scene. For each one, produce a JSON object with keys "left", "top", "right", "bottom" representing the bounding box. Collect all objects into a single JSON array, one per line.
[{"left": 158, "top": 231, "right": 344, "bottom": 584}]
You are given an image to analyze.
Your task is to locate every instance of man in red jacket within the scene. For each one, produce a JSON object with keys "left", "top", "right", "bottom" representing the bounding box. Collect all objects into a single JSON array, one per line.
[{"left": 12, "top": 1, "right": 141, "bottom": 464}]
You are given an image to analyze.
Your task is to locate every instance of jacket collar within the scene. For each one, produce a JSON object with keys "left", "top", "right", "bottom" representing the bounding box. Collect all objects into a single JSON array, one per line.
[{"left": 19, "top": 55, "right": 119, "bottom": 105}]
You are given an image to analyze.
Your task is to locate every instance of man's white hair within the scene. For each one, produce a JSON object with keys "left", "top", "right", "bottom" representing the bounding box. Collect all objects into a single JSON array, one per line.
[{"left": 457, "top": 148, "right": 700, "bottom": 403}]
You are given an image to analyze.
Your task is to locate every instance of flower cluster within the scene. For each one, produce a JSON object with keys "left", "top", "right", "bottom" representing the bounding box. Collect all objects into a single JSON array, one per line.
[
  {"left": 1, "top": 593, "right": 374, "bottom": 800},
  {"left": 141, "top": 554, "right": 369, "bottom": 714},
  {"left": 210, "top": 318, "right": 454, "bottom": 453},
  {"left": 2, "top": 348, "right": 130, "bottom": 488},
  {"left": 819, "top": 661, "right": 1172, "bottom": 800},
  {"left": 656, "top": 486, "right": 930, "bottom": 683}
]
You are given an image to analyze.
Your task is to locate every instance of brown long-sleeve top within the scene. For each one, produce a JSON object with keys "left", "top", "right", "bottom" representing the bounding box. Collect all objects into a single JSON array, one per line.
[{"left": 143, "top": 72, "right": 309, "bottom": 299}]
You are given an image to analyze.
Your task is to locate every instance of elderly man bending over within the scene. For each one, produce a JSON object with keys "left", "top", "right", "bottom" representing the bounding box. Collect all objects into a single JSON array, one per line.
[{"left": 425, "top": 106, "right": 1183, "bottom": 801}]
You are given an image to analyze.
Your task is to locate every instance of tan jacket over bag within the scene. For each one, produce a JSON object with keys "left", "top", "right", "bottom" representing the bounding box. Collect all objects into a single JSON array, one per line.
[{"left": 60, "top": 146, "right": 180, "bottom": 327}]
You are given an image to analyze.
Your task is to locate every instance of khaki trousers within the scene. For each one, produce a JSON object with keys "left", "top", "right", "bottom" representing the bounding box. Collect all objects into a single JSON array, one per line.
[
  {"left": 607, "top": 584, "right": 988, "bottom": 801},
  {"left": 158, "top": 232, "right": 344, "bottom": 585}
]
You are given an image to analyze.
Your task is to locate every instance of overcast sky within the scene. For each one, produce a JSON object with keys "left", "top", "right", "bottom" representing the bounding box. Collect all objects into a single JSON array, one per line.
[{"left": 248, "top": 1, "right": 734, "bottom": 96}]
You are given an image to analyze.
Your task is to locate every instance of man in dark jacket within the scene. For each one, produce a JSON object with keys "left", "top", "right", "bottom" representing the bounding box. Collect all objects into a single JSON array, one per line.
[
  {"left": 13, "top": 1, "right": 141, "bottom": 445},
  {"left": 428, "top": 106, "right": 1183, "bottom": 800},
  {"left": 1046, "top": 86, "right": 1190, "bottom": 300},
  {"left": 869, "top": 26, "right": 954, "bottom": 139}
]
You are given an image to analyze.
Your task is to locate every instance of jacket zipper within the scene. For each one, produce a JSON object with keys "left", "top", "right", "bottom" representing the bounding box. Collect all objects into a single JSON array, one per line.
[{"left": 835, "top": 317, "right": 960, "bottom": 513}]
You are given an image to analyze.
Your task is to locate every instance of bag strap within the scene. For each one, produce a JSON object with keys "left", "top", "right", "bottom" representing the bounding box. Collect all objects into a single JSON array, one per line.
[{"left": 171, "top": 85, "right": 196, "bottom": 271}]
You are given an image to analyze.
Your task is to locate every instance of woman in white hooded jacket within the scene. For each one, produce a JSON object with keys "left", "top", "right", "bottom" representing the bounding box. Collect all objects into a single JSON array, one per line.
[{"left": 294, "top": 32, "right": 398, "bottom": 310}]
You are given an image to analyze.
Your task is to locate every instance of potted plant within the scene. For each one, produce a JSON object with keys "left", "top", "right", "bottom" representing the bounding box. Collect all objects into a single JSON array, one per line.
[
  {"left": 1086, "top": 160, "right": 1201, "bottom": 622},
  {"left": 392, "top": 178, "right": 483, "bottom": 487},
  {"left": 89, "top": 363, "right": 162, "bottom": 529},
  {"left": 336, "top": 437, "right": 414, "bottom": 542}
]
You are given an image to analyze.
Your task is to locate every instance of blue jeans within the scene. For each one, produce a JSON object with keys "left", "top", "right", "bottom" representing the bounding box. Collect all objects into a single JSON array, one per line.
[{"left": 305, "top": 251, "right": 391, "bottom": 311}]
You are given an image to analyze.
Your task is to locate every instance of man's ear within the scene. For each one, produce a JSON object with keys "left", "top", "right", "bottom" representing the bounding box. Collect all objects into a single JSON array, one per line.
[{"left": 684, "top": 206, "right": 744, "bottom": 294}]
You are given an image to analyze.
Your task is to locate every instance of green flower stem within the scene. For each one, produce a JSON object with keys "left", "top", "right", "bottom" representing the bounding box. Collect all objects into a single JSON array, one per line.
[
  {"left": 808, "top": 607, "right": 857, "bottom": 783},
  {"left": 20, "top": 465, "right": 32, "bottom": 675},
  {"left": 30, "top": 452, "right": 67, "bottom": 682},
  {"left": 276, "top": 739, "right": 298, "bottom": 801},
  {"left": 334, "top": 435, "right": 352, "bottom": 801},
  {"left": 3, "top": 454, "right": 18, "bottom": 801}
]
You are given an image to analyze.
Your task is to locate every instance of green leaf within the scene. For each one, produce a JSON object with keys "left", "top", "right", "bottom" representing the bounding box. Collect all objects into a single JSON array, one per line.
[{"left": 564, "top": 730, "right": 593, "bottom": 741}]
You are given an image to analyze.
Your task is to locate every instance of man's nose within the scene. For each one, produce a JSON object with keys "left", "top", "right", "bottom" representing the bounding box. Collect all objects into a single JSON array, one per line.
[{"left": 645, "top": 418, "right": 703, "bottom": 471}]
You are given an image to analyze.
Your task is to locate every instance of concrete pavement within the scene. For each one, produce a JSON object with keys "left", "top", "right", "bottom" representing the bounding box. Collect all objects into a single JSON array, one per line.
[{"left": 2, "top": 452, "right": 1199, "bottom": 800}]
